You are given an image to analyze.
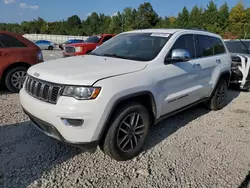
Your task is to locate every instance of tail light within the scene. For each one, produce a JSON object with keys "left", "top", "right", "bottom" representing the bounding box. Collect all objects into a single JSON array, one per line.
[{"left": 37, "top": 50, "right": 43, "bottom": 61}]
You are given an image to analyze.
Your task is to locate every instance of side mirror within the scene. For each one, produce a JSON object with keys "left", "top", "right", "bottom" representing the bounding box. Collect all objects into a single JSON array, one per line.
[{"left": 165, "top": 49, "right": 191, "bottom": 64}]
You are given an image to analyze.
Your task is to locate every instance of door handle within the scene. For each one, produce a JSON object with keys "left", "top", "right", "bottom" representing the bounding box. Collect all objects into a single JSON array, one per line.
[
  {"left": 193, "top": 63, "right": 201, "bottom": 68},
  {"left": 216, "top": 59, "right": 221, "bottom": 64}
]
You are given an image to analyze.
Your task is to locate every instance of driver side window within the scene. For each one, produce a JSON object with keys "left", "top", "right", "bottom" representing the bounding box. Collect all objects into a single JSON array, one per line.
[{"left": 168, "top": 35, "right": 196, "bottom": 59}]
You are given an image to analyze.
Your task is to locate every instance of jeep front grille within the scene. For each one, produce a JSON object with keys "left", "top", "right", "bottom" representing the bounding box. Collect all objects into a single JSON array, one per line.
[{"left": 25, "top": 76, "right": 63, "bottom": 104}]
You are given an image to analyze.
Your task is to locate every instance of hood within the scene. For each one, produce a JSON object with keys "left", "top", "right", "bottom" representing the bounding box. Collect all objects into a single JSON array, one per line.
[{"left": 27, "top": 55, "right": 147, "bottom": 85}]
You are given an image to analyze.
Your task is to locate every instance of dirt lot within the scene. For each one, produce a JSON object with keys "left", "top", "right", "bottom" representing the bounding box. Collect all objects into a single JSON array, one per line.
[{"left": 0, "top": 51, "right": 250, "bottom": 188}]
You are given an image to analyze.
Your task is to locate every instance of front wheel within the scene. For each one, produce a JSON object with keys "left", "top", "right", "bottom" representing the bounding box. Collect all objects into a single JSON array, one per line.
[
  {"left": 48, "top": 46, "right": 53, "bottom": 50},
  {"left": 101, "top": 103, "right": 150, "bottom": 161},
  {"left": 207, "top": 79, "right": 228, "bottom": 110},
  {"left": 4, "top": 66, "right": 27, "bottom": 93}
]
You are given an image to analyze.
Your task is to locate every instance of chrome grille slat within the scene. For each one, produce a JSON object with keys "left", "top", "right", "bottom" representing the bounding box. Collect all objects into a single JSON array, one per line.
[
  {"left": 24, "top": 75, "right": 63, "bottom": 104},
  {"left": 39, "top": 83, "right": 45, "bottom": 98},
  {"left": 48, "top": 86, "right": 53, "bottom": 103}
]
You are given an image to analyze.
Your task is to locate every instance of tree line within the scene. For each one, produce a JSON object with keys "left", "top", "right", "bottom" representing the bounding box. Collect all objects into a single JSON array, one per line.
[{"left": 0, "top": 1, "right": 250, "bottom": 39}]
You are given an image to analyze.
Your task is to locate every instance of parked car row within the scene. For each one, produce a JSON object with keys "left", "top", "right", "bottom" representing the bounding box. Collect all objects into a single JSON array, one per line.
[
  {"left": 62, "top": 34, "right": 115, "bottom": 57},
  {"left": 1, "top": 29, "right": 250, "bottom": 161},
  {"left": 59, "top": 39, "right": 85, "bottom": 50},
  {"left": 35, "top": 40, "right": 56, "bottom": 50}
]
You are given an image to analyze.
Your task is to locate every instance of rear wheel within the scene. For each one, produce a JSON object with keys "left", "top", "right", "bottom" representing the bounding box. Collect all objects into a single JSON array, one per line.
[
  {"left": 101, "top": 102, "right": 150, "bottom": 161},
  {"left": 48, "top": 46, "right": 53, "bottom": 50},
  {"left": 4, "top": 66, "right": 27, "bottom": 93},
  {"left": 207, "top": 79, "right": 228, "bottom": 110}
]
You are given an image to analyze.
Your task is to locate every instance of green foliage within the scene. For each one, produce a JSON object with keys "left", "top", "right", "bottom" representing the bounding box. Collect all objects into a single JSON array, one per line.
[
  {"left": 203, "top": 1, "right": 219, "bottom": 33},
  {"left": 135, "top": 2, "right": 159, "bottom": 29},
  {"left": 0, "top": 1, "right": 249, "bottom": 39},
  {"left": 188, "top": 5, "right": 203, "bottom": 29},
  {"left": 175, "top": 7, "right": 189, "bottom": 28},
  {"left": 229, "top": 2, "right": 247, "bottom": 37}
]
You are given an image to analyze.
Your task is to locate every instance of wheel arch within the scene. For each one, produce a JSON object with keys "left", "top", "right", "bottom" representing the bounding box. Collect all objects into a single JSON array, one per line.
[
  {"left": 219, "top": 70, "right": 231, "bottom": 87},
  {"left": 98, "top": 91, "right": 157, "bottom": 144},
  {"left": 210, "top": 70, "right": 231, "bottom": 98}
]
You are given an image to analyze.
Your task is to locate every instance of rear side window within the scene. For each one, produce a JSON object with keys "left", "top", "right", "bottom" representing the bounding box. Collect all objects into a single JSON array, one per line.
[
  {"left": 213, "top": 38, "right": 225, "bottom": 54},
  {"left": 197, "top": 35, "right": 225, "bottom": 57},
  {"left": 0, "top": 34, "right": 27, "bottom": 48},
  {"left": 168, "top": 34, "right": 196, "bottom": 58}
]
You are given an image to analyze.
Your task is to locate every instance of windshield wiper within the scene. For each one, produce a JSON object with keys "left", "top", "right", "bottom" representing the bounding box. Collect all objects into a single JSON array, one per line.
[{"left": 102, "top": 53, "right": 129, "bottom": 60}]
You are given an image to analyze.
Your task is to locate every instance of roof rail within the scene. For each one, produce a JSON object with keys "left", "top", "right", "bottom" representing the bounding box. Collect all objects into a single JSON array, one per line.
[{"left": 188, "top": 28, "right": 207, "bottom": 31}]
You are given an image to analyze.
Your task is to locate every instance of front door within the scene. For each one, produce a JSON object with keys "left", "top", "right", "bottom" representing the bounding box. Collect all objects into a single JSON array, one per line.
[{"left": 159, "top": 34, "right": 202, "bottom": 115}]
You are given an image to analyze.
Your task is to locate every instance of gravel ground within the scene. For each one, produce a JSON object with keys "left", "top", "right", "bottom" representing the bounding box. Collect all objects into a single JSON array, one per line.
[
  {"left": 42, "top": 49, "right": 63, "bottom": 61},
  {"left": 0, "top": 52, "right": 250, "bottom": 187}
]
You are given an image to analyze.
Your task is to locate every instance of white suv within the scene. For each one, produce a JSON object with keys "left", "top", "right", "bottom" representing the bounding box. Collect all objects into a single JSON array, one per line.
[{"left": 20, "top": 29, "right": 231, "bottom": 161}]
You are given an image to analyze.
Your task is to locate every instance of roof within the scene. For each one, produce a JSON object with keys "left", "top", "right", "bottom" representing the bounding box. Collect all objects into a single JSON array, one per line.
[
  {"left": 124, "top": 29, "right": 181, "bottom": 34},
  {"left": 122, "top": 28, "right": 221, "bottom": 38}
]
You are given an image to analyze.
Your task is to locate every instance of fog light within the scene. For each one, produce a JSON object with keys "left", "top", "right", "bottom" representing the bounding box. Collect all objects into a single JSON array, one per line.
[{"left": 61, "top": 118, "right": 84, "bottom": 127}]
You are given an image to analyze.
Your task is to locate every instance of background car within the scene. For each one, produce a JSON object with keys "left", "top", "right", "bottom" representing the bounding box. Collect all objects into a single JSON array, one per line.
[
  {"left": 63, "top": 34, "right": 115, "bottom": 57},
  {"left": 224, "top": 39, "right": 250, "bottom": 91},
  {"left": 0, "top": 30, "right": 43, "bottom": 92},
  {"left": 35, "top": 40, "right": 55, "bottom": 50},
  {"left": 59, "top": 39, "right": 85, "bottom": 50}
]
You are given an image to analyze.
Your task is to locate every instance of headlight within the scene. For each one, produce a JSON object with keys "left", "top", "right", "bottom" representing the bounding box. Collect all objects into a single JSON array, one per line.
[
  {"left": 75, "top": 47, "right": 83, "bottom": 52},
  {"left": 63, "top": 86, "right": 101, "bottom": 100}
]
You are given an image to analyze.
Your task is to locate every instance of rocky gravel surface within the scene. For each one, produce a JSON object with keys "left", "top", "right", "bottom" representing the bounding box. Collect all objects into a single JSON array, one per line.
[{"left": 0, "top": 89, "right": 250, "bottom": 188}]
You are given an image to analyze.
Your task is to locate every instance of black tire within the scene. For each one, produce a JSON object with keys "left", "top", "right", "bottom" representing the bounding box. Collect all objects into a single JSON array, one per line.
[
  {"left": 207, "top": 79, "right": 228, "bottom": 110},
  {"left": 4, "top": 66, "right": 27, "bottom": 93},
  {"left": 48, "top": 46, "right": 53, "bottom": 50},
  {"left": 101, "top": 102, "right": 150, "bottom": 161}
]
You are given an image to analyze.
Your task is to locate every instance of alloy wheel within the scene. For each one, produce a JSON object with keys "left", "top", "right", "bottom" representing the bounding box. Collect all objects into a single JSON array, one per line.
[
  {"left": 11, "top": 71, "right": 26, "bottom": 90},
  {"left": 216, "top": 84, "right": 226, "bottom": 106},
  {"left": 116, "top": 113, "right": 145, "bottom": 152}
]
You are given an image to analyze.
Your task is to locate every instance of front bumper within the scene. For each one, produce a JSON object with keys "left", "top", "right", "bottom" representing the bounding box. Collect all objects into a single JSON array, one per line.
[
  {"left": 19, "top": 88, "right": 107, "bottom": 144},
  {"left": 23, "top": 108, "right": 98, "bottom": 150}
]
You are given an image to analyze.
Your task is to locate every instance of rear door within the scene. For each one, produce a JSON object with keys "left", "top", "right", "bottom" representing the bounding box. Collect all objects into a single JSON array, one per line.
[
  {"left": 0, "top": 33, "right": 31, "bottom": 66},
  {"left": 0, "top": 36, "right": 13, "bottom": 76},
  {"left": 195, "top": 35, "right": 227, "bottom": 96}
]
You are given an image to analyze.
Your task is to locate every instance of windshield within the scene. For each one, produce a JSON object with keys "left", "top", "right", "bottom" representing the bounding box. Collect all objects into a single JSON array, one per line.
[
  {"left": 225, "top": 40, "right": 250, "bottom": 54},
  {"left": 90, "top": 33, "right": 171, "bottom": 61},
  {"left": 85, "top": 36, "right": 101, "bottom": 43}
]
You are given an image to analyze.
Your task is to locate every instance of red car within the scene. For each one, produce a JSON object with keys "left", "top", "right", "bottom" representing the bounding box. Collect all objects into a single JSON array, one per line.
[
  {"left": 63, "top": 34, "right": 115, "bottom": 57},
  {"left": 0, "top": 31, "right": 43, "bottom": 92}
]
